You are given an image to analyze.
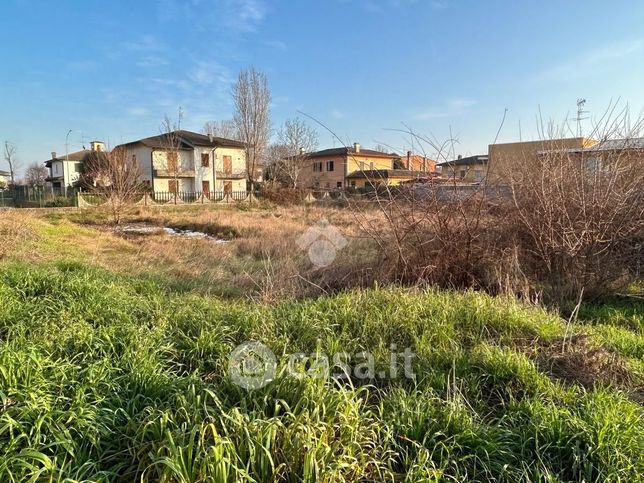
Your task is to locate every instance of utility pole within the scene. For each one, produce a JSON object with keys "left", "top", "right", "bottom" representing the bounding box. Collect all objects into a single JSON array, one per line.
[{"left": 572, "top": 99, "right": 589, "bottom": 137}]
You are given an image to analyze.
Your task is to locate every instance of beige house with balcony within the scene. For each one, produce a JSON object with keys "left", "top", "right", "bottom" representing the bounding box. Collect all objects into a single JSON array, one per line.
[
  {"left": 117, "top": 130, "right": 246, "bottom": 194},
  {"left": 298, "top": 143, "right": 405, "bottom": 189}
]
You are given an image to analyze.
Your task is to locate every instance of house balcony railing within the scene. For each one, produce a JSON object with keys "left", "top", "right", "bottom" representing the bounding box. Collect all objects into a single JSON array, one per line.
[
  {"left": 153, "top": 169, "right": 196, "bottom": 178},
  {"left": 216, "top": 170, "right": 247, "bottom": 179}
]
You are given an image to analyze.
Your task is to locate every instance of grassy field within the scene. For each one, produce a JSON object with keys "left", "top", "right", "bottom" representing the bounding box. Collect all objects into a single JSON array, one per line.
[{"left": 0, "top": 207, "right": 642, "bottom": 481}]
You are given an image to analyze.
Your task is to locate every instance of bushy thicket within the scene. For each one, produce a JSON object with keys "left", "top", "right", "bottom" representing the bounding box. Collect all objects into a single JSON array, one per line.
[{"left": 356, "top": 144, "right": 643, "bottom": 305}]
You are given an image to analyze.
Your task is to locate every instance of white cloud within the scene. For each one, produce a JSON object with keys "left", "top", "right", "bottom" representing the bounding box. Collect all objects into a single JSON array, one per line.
[
  {"left": 127, "top": 107, "right": 149, "bottom": 117},
  {"left": 262, "top": 39, "right": 287, "bottom": 51},
  {"left": 189, "top": 60, "right": 233, "bottom": 87},
  {"left": 121, "top": 34, "right": 164, "bottom": 53},
  {"left": 331, "top": 109, "right": 345, "bottom": 119},
  {"left": 230, "top": 0, "right": 267, "bottom": 32},
  {"left": 136, "top": 55, "right": 168, "bottom": 68},
  {"left": 447, "top": 98, "right": 477, "bottom": 109},
  {"left": 413, "top": 97, "right": 477, "bottom": 120},
  {"left": 156, "top": 0, "right": 267, "bottom": 33},
  {"left": 534, "top": 38, "right": 644, "bottom": 83}
]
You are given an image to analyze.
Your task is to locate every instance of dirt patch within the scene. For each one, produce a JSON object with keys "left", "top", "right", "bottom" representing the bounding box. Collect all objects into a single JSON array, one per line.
[{"left": 518, "top": 335, "right": 640, "bottom": 395}]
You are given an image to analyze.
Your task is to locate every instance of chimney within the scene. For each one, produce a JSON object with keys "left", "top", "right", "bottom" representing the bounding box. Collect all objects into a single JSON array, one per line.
[
  {"left": 90, "top": 141, "right": 105, "bottom": 152},
  {"left": 353, "top": 142, "right": 361, "bottom": 153},
  {"left": 407, "top": 150, "right": 411, "bottom": 169},
  {"left": 51, "top": 151, "right": 57, "bottom": 160},
  {"left": 299, "top": 147, "right": 305, "bottom": 155},
  {"left": 457, "top": 154, "right": 462, "bottom": 160}
]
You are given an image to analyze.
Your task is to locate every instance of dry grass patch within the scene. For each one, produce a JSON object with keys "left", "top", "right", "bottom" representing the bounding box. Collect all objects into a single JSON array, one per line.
[
  {"left": 15, "top": 205, "right": 385, "bottom": 298},
  {"left": 0, "top": 211, "right": 35, "bottom": 260},
  {"left": 518, "top": 334, "right": 641, "bottom": 397}
]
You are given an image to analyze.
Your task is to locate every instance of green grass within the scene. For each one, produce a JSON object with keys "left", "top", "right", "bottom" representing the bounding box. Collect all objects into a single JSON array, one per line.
[{"left": 0, "top": 262, "right": 642, "bottom": 481}]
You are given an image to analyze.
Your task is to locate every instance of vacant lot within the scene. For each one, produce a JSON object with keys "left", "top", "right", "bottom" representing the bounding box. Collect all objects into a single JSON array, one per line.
[{"left": 0, "top": 206, "right": 642, "bottom": 481}]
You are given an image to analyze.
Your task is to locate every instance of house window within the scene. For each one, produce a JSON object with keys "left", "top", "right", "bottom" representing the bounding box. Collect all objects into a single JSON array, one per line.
[
  {"left": 369, "top": 162, "right": 374, "bottom": 170},
  {"left": 201, "top": 153, "right": 209, "bottom": 167},
  {"left": 359, "top": 161, "right": 365, "bottom": 170},
  {"left": 336, "top": 181, "right": 342, "bottom": 188},
  {"left": 326, "top": 160, "right": 334, "bottom": 171},
  {"left": 350, "top": 180, "right": 356, "bottom": 187},
  {"left": 131, "top": 154, "right": 137, "bottom": 163},
  {"left": 74, "top": 163, "right": 81, "bottom": 173},
  {"left": 459, "top": 170, "right": 466, "bottom": 179},
  {"left": 585, "top": 156, "right": 604, "bottom": 173},
  {"left": 313, "top": 161, "right": 323, "bottom": 172},
  {"left": 474, "top": 170, "right": 483, "bottom": 181}
]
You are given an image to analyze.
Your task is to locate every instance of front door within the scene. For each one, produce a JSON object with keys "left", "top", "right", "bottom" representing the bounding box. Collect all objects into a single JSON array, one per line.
[
  {"left": 168, "top": 179, "right": 178, "bottom": 193},
  {"left": 202, "top": 180, "right": 210, "bottom": 194},
  {"left": 224, "top": 181, "right": 232, "bottom": 195},
  {"left": 223, "top": 155, "right": 232, "bottom": 175}
]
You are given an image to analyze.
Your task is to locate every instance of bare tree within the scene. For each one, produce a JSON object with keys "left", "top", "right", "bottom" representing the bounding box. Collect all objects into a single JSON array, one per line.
[
  {"left": 160, "top": 110, "right": 186, "bottom": 198},
  {"left": 373, "top": 144, "right": 389, "bottom": 153},
  {"left": 203, "top": 119, "right": 238, "bottom": 140},
  {"left": 268, "top": 117, "right": 318, "bottom": 188},
  {"left": 3, "top": 142, "right": 20, "bottom": 186},
  {"left": 25, "top": 163, "right": 48, "bottom": 187},
  {"left": 232, "top": 67, "right": 271, "bottom": 190},
  {"left": 84, "top": 146, "right": 142, "bottom": 224}
]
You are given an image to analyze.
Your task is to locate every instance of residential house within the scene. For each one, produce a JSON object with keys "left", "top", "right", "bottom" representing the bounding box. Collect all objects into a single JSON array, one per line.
[
  {"left": 0, "top": 169, "right": 9, "bottom": 188},
  {"left": 438, "top": 154, "right": 489, "bottom": 182},
  {"left": 299, "top": 143, "right": 407, "bottom": 189},
  {"left": 45, "top": 141, "right": 106, "bottom": 188},
  {"left": 117, "top": 130, "right": 246, "bottom": 194},
  {"left": 400, "top": 151, "right": 437, "bottom": 173},
  {"left": 487, "top": 137, "right": 597, "bottom": 184}
]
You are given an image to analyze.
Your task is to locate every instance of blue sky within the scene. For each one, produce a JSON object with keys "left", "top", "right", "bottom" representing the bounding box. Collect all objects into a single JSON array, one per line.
[{"left": 1, "top": 0, "right": 643, "bottom": 172}]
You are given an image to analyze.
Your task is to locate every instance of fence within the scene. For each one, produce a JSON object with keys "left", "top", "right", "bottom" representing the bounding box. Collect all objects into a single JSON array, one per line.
[
  {"left": 3, "top": 184, "right": 509, "bottom": 210},
  {"left": 149, "top": 191, "right": 253, "bottom": 204},
  {"left": 2, "top": 186, "right": 80, "bottom": 208}
]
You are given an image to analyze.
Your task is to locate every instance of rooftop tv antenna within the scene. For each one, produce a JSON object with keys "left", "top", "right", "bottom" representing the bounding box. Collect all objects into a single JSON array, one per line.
[{"left": 573, "top": 98, "right": 589, "bottom": 137}]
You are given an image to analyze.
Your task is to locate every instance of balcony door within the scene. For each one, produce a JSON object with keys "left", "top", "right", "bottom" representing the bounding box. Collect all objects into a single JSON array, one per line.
[
  {"left": 223, "top": 155, "right": 232, "bottom": 175},
  {"left": 224, "top": 181, "right": 232, "bottom": 194},
  {"left": 167, "top": 152, "right": 178, "bottom": 172}
]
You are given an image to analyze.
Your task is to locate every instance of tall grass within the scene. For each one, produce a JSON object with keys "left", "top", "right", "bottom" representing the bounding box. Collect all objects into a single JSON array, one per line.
[{"left": 0, "top": 263, "right": 641, "bottom": 481}]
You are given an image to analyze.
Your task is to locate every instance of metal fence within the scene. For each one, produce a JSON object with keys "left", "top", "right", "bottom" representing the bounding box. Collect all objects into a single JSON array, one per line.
[
  {"left": 2, "top": 186, "right": 80, "bottom": 208},
  {"left": 150, "top": 191, "right": 251, "bottom": 203}
]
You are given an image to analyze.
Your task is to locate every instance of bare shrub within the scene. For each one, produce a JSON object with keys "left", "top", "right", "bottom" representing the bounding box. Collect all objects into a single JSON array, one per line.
[
  {"left": 84, "top": 146, "right": 143, "bottom": 224},
  {"left": 353, "top": 106, "right": 644, "bottom": 304},
  {"left": 507, "top": 113, "right": 644, "bottom": 301}
]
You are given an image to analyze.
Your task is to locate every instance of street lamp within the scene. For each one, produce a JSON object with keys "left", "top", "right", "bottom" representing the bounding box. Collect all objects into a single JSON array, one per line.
[{"left": 64, "top": 129, "right": 73, "bottom": 196}]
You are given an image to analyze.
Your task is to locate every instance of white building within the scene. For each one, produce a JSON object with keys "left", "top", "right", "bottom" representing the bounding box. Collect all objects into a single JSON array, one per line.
[
  {"left": 118, "top": 130, "right": 247, "bottom": 194},
  {"left": 45, "top": 141, "right": 106, "bottom": 188},
  {"left": 0, "top": 169, "right": 9, "bottom": 188}
]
